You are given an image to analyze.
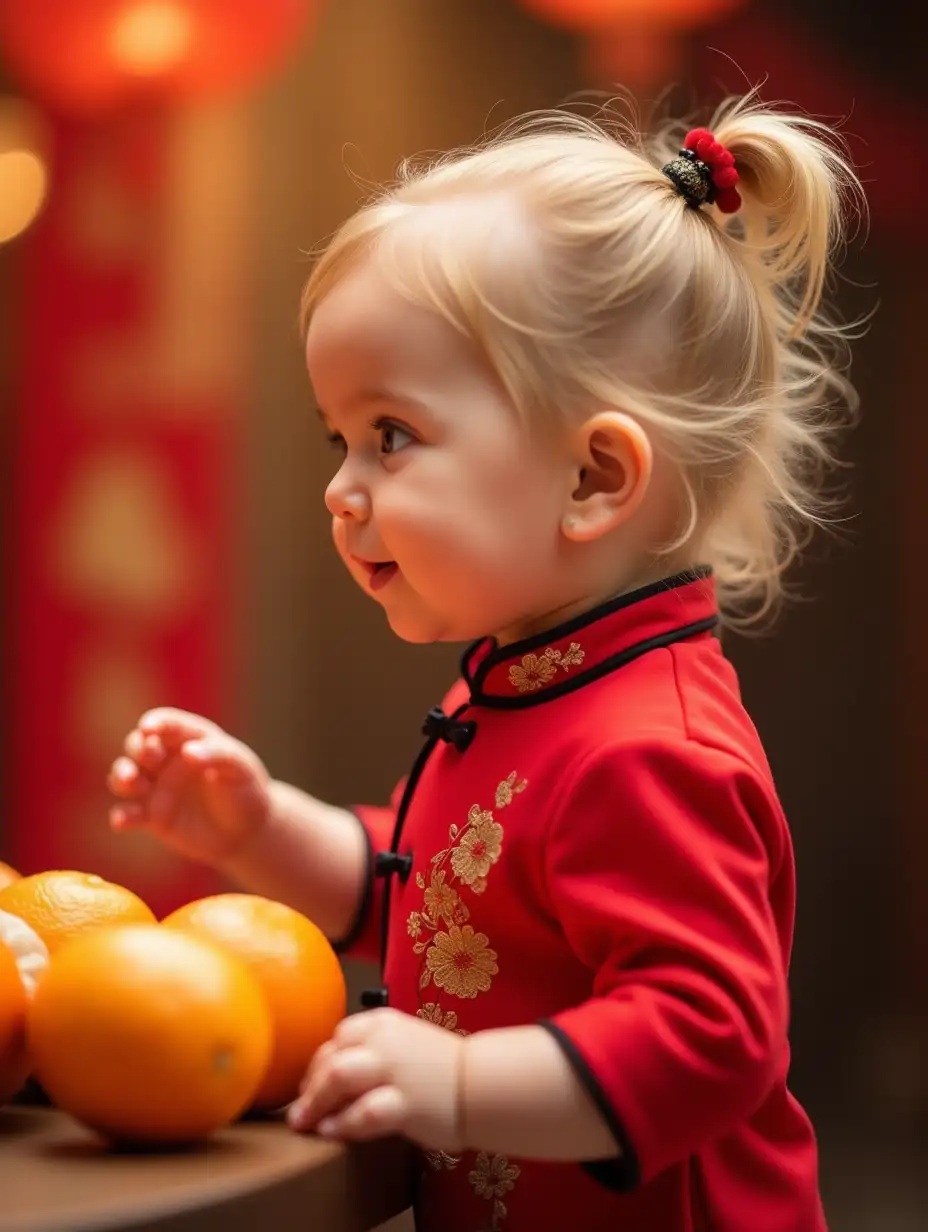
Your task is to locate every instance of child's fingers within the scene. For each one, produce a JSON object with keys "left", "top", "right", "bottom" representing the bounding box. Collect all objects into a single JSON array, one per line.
[
  {"left": 125, "top": 730, "right": 144, "bottom": 761},
  {"left": 125, "top": 729, "right": 167, "bottom": 772},
  {"left": 107, "top": 757, "right": 150, "bottom": 799},
  {"left": 143, "top": 750, "right": 204, "bottom": 834},
  {"left": 109, "top": 802, "right": 147, "bottom": 832},
  {"left": 314, "top": 1086, "right": 405, "bottom": 1142},
  {"left": 288, "top": 1046, "right": 388, "bottom": 1132},
  {"left": 181, "top": 737, "right": 262, "bottom": 783},
  {"left": 137, "top": 708, "right": 222, "bottom": 750},
  {"left": 299, "top": 1041, "right": 336, "bottom": 1096}
]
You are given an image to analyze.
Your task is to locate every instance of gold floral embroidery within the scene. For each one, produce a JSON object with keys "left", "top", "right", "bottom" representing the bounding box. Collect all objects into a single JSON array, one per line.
[
  {"left": 424, "top": 924, "right": 498, "bottom": 999},
  {"left": 508, "top": 653, "right": 556, "bottom": 692},
  {"left": 410, "top": 774, "right": 526, "bottom": 971},
  {"left": 470, "top": 1153, "right": 522, "bottom": 1230},
  {"left": 508, "top": 641, "right": 585, "bottom": 693},
  {"left": 417, "top": 1002, "right": 467, "bottom": 1034},
  {"left": 412, "top": 775, "right": 527, "bottom": 1230},
  {"left": 494, "top": 772, "right": 525, "bottom": 809},
  {"left": 422, "top": 869, "right": 465, "bottom": 926},
  {"left": 450, "top": 808, "right": 503, "bottom": 889},
  {"left": 470, "top": 1151, "right": 521, "bottom": 1199},
  {"left": 424, "top": 1149, "right": 460, "bottom": 1171}
]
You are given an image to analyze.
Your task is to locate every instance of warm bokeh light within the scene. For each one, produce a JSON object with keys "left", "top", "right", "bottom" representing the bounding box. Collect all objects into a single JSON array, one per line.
[
  {"left": 0, "top": 97, "right": 49, "bottom": 244},
  {"left": 0, "top": 0, "right": 318, "bottom": 113},
  {"left": 109, "top": 2, "right": 194, "bottom": 78},
  {"left": 518, "top": 0, "right": 741, "bottom": 29},
  {"left": 0, "top": 149, "right": 47, "bottom": 244},
  {"left": 518, "top": 0, "right": 745, "bottom": 94}
]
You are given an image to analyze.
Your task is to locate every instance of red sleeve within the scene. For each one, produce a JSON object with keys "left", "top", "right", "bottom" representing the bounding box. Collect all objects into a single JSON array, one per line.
[
  {"left": 541, "top": 738, "right": 788, "bottom": 1190},
  {"left": 333, "top": 779, "right": 407, "bottom": 964}
]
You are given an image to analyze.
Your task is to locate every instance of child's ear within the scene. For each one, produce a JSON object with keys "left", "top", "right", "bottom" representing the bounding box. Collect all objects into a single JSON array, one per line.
[{"left": 562, "top": 412, "right": 653, "bottom": 542}]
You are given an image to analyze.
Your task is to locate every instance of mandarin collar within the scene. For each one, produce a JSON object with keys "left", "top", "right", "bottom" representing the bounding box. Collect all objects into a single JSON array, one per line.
[{"left": 460, "top": 569, "right": 718, "bottom": 708}]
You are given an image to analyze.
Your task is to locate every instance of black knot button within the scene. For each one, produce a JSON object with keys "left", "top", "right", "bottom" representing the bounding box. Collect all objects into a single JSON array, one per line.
[
  {"left": 360, "top": 986, "right": 389, "bottom": 1009},
  {"left": 422, "top": 706, "right": 477, "bottom": 753},
  {"left": 374, "top": 850, "right": 413, "bottom": 882}
]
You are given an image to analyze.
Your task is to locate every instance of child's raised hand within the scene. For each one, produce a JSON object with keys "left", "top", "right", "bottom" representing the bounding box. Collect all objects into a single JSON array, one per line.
[{"left": 107, "top": 708, "right": 271, "bottom": 866}]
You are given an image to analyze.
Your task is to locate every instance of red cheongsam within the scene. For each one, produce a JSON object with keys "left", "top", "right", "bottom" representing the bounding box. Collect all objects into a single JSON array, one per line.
[{"left": 337, "top": 571, "right": 827, "bottom": 1232}]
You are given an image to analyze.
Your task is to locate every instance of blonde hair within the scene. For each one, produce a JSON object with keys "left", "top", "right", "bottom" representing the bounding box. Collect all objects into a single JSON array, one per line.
[{"left": 301, "top": 91, "right": 864, "bottom": 628}]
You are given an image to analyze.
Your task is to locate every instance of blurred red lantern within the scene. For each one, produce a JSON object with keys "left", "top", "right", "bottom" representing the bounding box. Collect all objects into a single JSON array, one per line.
[
  {"left": 518, "top": 0, "right": 741, "bottom": 29},
  {"left": 518, "top": 0, "right": 744, "bottom": 92},
  {"left": 0, "top": 0, "right": 318, "bottom": 114}
]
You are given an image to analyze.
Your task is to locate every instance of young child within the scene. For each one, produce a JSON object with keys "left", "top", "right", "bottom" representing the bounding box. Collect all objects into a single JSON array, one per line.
[{"left": 108, "top": 92, "right": 861, "bottom": 1231}]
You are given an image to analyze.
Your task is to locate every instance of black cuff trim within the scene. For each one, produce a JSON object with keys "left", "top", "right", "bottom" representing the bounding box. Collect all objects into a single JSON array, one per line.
[
  {"left": 331, "top": 808, "right": 375, "bottom": 955},
  {"left": 538, "top": 1019, "right": 641, "bottom": 1193}
]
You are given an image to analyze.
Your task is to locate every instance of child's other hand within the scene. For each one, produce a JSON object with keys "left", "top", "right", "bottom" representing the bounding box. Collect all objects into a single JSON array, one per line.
[
  {"left": 287, "top": 1007, "right": 464, "bottom": 1152},
  {"left": 107, "top": 708, "right": 271, "bottom": 866}
]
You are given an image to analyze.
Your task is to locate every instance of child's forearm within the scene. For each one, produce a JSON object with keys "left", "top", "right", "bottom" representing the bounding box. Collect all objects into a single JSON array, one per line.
[
  {"left": 218, "top": 780, "right": 368, "bottom": 942},
  {"left": 460, "top": 1025, "right": 619, "bottom": 1161}
]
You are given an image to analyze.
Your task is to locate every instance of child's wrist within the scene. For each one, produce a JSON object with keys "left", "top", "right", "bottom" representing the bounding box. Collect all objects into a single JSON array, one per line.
[{"left": 214, "top": 785, "right": 277, "bottom": 875}]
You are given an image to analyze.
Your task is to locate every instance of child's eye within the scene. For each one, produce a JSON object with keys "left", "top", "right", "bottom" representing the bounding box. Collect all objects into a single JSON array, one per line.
[
  {"left": 326, "top": 431, "right": 347, "bottom": 455},
  {"left": 376, "top": 420, "right": 415, "bottom": 455}
]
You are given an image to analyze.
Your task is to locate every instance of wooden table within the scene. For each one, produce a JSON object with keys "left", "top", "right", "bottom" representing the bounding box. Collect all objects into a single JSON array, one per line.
[{"left": 0, "top": 1104, "right": 413, "bottom": 1232}]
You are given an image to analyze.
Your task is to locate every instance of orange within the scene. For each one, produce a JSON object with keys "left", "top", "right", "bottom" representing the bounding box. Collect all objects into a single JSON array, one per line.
[
  {"left": 0, "top": 910, "right": 49, "bottom": 1104},
  {"left": 28, "top": 924, "right": 272, "bottom": 1143},
  {"left": 0, "top": 870, "right": 155, "bottom": 954},
  {"left": 163, "top": 894, "right": 346, "bottom": 1109},
  {"left": 0, "top": 861, "right": 20, "bottom": 891},
  {"left": 0, "top": 942, "right": 29, "bottom": 1105}
]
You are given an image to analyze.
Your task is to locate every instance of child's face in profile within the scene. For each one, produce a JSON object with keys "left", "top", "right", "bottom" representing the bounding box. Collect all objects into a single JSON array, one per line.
[{"left": 306, "top": 258, "right": 578, "bottom": 646}]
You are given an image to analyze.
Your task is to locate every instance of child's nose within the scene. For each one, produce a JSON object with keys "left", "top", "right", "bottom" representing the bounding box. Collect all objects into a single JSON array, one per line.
[{"left": 325, "top": 470, "right": 370, "bottom": 522}]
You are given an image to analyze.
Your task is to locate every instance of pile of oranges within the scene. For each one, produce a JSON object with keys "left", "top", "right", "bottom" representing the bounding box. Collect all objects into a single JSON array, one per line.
[{"left": 0, "top": 865, "right": 346, "bottom": 1144}]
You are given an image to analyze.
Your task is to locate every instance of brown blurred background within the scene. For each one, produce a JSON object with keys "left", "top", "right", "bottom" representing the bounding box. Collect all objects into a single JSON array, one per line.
[{"left": 1, "top": 2, "right": 925, "bottom": 1228}]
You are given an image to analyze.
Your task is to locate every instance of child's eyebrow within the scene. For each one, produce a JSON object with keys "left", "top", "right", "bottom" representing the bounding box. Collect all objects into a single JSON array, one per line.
[{"left": 316, "top": 387, "right": 433, "bottom": 424}]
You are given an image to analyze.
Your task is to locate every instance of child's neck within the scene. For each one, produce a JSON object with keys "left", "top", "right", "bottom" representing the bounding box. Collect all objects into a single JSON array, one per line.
[{"left": 493, "top": 561, "right": 696, "bottom": 647}]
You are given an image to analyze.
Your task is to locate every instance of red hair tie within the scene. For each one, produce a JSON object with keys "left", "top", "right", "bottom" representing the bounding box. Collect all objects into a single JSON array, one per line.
[{"left": 661, "top": 127, "right": 742, "bottom": 215}]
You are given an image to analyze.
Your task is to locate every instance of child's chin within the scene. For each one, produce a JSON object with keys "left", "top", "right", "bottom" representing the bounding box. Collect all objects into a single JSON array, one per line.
[
  {"left": 384, "top": 614, "right": 443, "bottom": 645},
  {"left": 383, "top": 608, "right": 468, "bottom": 646}
]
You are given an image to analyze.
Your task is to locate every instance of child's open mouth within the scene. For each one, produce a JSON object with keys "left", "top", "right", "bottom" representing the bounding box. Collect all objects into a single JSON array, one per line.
[{"left": 356, "top": 559, "right": 399, "bottom": 591}]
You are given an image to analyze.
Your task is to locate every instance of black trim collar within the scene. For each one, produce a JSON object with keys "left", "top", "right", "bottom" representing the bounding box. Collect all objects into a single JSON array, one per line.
[{"left": 460, "top": 569, "right": 717, "bottom": 708}]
